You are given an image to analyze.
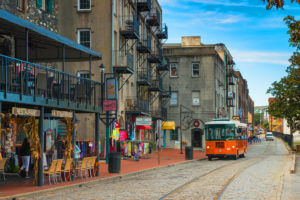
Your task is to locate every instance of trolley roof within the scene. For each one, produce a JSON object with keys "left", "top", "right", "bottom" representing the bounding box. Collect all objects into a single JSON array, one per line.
[{"left": 205, "top": 120, "right": 247, "bottom": 128}]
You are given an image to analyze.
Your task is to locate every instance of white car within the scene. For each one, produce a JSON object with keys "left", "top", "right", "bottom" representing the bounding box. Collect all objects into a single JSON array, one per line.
[{"left": 266, "top": 132, "right": 274, "bottom": 141}]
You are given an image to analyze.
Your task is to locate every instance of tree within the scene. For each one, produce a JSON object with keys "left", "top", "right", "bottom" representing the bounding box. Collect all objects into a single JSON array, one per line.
[
  {"left": 254, "top": 112, "right": 267, "bottom": 126},
  {"left": 262, "top": 122, "right": 269, "bottom": 130},
  {"left": 267, "top": 17, "right": 300, "bottom": 134},
  {"left": 263, "top": 0, "right": 300, "bottom": 9}
]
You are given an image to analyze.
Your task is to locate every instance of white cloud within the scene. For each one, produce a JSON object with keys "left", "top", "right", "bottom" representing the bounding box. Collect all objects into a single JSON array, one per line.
[{"left": 231, "top": 50, "right": 291, "bottom": 65}]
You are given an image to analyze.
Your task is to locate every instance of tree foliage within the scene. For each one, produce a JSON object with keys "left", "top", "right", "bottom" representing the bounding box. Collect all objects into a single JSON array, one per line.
[
  {"left": 263, "top": 0, "right": 300, "bottom": 9},
  {"left": 254, "top": 112, "right": 267, "bottom": 126},
  {"left": 267, "top": 17, "right": 300, "bottom": 134}
]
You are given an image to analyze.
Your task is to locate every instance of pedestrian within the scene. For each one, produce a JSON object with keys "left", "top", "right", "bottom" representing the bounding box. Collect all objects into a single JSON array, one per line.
[{"left": 18, "top": 138, "right": 31, "bottom": 178}]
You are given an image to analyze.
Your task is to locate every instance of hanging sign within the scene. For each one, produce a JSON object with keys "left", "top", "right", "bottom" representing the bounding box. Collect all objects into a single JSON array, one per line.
[
  {"left": 103, "top": 100, "right": 117, "bottom": 111},
  {"left": 232, "top": 116, "right": 241, "bottom": 121},
  {"left": 51, "top": 110, "right": 73, "bottom": 118},
  {"left": 136, "top": 117, "right": 152, "bottom": 126},
  {"left": 106, "top": 78, "right": 117, "bottom": 100},
  {"left": 12, "top": 107, "right": 40, "bottom": 117}
]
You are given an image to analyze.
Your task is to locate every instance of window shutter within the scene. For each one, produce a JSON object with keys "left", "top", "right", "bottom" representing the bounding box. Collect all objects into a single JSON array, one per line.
[
  {"left": 175, "top": 129, "right": 178, "bottom": 140},
  {"left": 36, "top": 0, "right": 42, "bottom": 8},
  {"left": 47, "top": 0, "right": 53, "bottom": 13}
]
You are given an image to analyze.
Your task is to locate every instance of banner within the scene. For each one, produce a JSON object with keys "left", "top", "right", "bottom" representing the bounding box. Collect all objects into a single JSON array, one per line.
[{"left": 106, "top": 78, "right": 117, "bottom": 100}]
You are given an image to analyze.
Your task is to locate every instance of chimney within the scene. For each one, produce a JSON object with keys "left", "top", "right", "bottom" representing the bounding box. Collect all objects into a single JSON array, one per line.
[{"left": 181, "top": 36, "right": 201, "bottom": 47}]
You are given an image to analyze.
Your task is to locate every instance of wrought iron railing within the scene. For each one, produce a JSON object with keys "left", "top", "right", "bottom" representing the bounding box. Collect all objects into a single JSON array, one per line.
[
  {"left": 0, "top": 54, "right": 102, "bottom": 108},
  {"left": 114, "top": 50, "right": 134, "bottom": 71}
]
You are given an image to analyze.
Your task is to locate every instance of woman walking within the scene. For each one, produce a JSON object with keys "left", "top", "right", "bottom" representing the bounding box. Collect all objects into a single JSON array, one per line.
[{"left": 19, "top": 138, "right": 31, "bottom": 178}]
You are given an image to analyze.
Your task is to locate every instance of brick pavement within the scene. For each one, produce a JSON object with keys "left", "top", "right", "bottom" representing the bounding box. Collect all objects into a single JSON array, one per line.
[{"left": 0, "top": 148, "right": 206, "bottom": 199}]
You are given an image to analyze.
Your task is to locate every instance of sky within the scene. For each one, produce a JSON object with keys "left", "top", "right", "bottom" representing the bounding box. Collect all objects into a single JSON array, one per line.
[{"left": 158, "top": 0, "right": 300, "bottom": 106}]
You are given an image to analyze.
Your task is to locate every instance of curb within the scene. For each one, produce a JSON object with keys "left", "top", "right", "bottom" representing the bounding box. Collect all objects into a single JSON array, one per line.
[
  {"left": 290, "top": 154, "right": 296, "bottom": 174},
  {"left": 0, "top": 157, "right": 207, "bottom": 200}
]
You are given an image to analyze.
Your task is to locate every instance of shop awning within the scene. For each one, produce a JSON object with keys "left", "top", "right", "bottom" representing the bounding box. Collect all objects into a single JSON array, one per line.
[
  {"left": 0, "top": 9, "right": 102, "bottom": 62},
  {"left": 136, "top": 125, "right": 152, "bottom": 130},
  {"left": 162, "top": 121, "right": 175, "bottom": 130}
]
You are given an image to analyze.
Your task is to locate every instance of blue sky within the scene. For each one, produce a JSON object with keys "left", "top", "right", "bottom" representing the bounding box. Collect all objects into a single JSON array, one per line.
[{"left": 158, "top": 0, "right": 300, "bottom": 106}]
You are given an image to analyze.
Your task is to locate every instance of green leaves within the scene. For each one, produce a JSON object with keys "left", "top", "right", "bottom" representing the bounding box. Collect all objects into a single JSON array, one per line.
[{"left": 267, "top": 16, "right": 300, "bottom": 134}]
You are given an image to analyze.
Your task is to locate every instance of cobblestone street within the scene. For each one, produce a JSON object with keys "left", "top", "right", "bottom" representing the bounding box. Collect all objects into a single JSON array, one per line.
[{"left": 18, "top": 138, "right": 292, "bottom": 200}]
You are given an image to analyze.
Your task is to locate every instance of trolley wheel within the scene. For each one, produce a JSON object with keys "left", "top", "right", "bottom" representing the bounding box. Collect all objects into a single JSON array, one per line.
[
  {"left": 240, "top": 153, "right": 245, "bottom": 158},
  {"left": 233, "top": 154, "right": 238, "bottom": 160},
  {"left": 208, "top": 156, "right": 212, "bottom": 161}
]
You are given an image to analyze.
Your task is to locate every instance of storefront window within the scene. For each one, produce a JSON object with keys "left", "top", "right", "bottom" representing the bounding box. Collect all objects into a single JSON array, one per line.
[{"left": 170, "top": 129, "right": 178, "bottom": 141}]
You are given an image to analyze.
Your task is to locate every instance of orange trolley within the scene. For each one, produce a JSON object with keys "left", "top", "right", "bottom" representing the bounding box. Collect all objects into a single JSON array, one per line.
[{"left": 205, "top": 119, "right": 248, "bottom": 160}]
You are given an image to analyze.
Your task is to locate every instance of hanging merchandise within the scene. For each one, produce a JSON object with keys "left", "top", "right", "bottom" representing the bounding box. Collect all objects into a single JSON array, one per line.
[{"left": 120, "top": 130, "right": 127, "bottom": 142}]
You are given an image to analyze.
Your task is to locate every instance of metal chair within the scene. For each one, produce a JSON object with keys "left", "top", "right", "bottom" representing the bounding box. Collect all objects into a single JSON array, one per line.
[
  {"left": 43, "top": 159, "right": 58, "bottom": 185},
  {"left": 0, "top": 158, "right": 7, "bottom": 181}
]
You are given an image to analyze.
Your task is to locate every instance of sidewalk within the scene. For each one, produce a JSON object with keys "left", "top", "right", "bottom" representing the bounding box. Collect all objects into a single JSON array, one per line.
[{"left": 0, "top": 148, "right": 206, "bottom": 199}]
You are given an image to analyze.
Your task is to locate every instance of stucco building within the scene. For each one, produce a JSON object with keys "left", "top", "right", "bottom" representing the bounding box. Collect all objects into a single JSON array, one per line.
[
  {"left": 162, "top": 36, "right": 229, "bottom": 149},
  {"left": 57, "top": 0, "right": 169, "bottom": 148}
]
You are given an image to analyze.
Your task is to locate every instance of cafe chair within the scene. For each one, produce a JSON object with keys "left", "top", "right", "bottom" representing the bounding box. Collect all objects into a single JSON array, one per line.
[
  {"left": 43, "top": 159, "right": 57, "bottom": 185},
  {"left": 0, "top": 158, "right": 7, "bottom": 181},
  {"left": 75, "top": 157, "right": 88, "bottom": 179},
  {"left": 55, "top": 159, "right": 64, "bottom": 183},
  {"left": 61, "top": 158, "right": 73, "bottom": 182}
]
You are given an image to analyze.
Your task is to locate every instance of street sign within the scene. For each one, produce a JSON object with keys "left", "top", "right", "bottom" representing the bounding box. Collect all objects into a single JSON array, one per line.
[
  {"left": 103, "top": 100, "right": 117, "bottom": 111},
  {"left": 51, "top": 110, "right": 73, "bottom": 118},
  {"left": 12, "top": 107, "right": 40, "bottom": 117},
  {"left": 136, "top": 117, "right": 152, "bottom": 126},
  {"left": 106, "top": 78, "right": 117, "bottom": 100}
]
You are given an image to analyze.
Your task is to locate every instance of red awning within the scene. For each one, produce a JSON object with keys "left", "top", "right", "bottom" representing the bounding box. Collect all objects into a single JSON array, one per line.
[{"left": 136, "top": 125, "right": 152, "bottom": 130}]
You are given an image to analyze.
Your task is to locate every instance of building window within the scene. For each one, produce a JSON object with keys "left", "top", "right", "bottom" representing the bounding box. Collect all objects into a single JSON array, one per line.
[
  {"left": 170, "top": 92, "right": 178, "bottom": 106},
  {"left": 77, "top": 29, "right": 91, "bottom": 48},
  {"left": 170, "top": 63, "right": 178, "bottom": 77},
  {"left": 192, "top": 63, "right": 200, "bottom": 77},
  {"left": 78, "top": 0, "right": 91, "bottom": 11},
  {"left": 170, "top": 129, "right": 178, "bottom": 141},
  {"left": 192, "top": 91, "right": 200, "bottom": 106},
  {"left": 113, "top": 0, "right": 117, "bottom": 14},
  {"left": 36, "top": 0, "right": 52, "bottom": 13},
  {"left": 17, "top": 0, "right": 25, "bottom": 11},
  {"left": 77, "top": 71, "right": 90, "bottom": 79}
]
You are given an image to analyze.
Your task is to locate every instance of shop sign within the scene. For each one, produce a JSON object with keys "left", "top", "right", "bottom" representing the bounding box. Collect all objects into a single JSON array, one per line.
[
  {"left": 106, "top": 78, "right": 117, "bottom": 100},
  {"left": 12, "top": 107, "right": 40, "bottom": 117},
  {"left": 103, "top": 100, "right": 117, "bottom": 111},
  {"left": 136, "top": 117, "right": 152, "bottom": 126},
  {"left": 232, "top": 116, "right": 241, "bottom": 121},
  {"left": 51, "top": 110, "right": 73, "bottom": 118}
]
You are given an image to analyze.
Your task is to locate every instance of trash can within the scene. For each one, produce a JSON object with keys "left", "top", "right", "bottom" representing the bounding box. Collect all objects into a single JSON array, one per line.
[
  {"left": 185, "top": 146, "right": 193, "bottom": 160},
  {"left": 108, "top": 152, "right": 121, "bottom": 173}
]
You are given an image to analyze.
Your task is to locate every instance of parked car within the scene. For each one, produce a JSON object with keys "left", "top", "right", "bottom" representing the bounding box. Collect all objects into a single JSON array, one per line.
[{"left": 265, "top": 132, "right": 274, "bottom": 141}]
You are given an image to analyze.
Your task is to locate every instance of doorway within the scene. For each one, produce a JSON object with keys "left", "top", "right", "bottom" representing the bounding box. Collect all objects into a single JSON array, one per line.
[{"left": 191, "top": 128, "right": 203, "bottom": 148}]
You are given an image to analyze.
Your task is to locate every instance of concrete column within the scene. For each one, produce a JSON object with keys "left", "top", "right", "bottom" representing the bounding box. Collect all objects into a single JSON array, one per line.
[{"left": 38, "top": 106, "right": 44, "bottom": 186}]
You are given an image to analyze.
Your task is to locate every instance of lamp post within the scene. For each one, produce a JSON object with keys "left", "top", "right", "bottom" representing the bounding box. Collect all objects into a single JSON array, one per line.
[{"left": 100, "top": 64, "right": 110, "bottom": 164}]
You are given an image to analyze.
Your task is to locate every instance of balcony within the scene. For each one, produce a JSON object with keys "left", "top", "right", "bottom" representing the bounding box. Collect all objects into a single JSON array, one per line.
[
  {"left": 146, "top": 10, "right": 161, "bottom": 27},
  {"left": 148, "top": 48, "right": 162, "bottom": 63},
  {"left": 148, "top": 77, "right": 162, "bottom": 92},
  {"left": 137, "top": 0, "right": 151, "bottom": 13},
  {"left": 125, "top": 98, "right": 149, "bottom": 114},
  {"left": 156, "top": 23, "right": 168, "bottom": 39},
  {"left": 137, "top": 68, "right": 151, "bottom": 86},
  {"left": 227, "top": 99, "right": 235, "bottom": 107},
  {"left": 0, "top": 54, "right": 102, "bottom": 112},
  {"left": 156, "top": 59, "right": 169, "bottom": 71},
  {"left": 137, "top": 36, "right": 151, "bottom": 54},
  {"left": 113, "top": 50, "right": 134, "bottom": 74},
  {"left": 227, "top": 75, "right": 235, "bottom": 85},
  {"left": 120, "top": 16, "right": 139, "bottom": 39}
]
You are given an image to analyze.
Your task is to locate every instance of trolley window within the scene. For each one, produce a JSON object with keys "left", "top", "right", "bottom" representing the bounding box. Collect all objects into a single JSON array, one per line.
[{"left": 205, "top": 125, "right": 236, "bottom": 141}]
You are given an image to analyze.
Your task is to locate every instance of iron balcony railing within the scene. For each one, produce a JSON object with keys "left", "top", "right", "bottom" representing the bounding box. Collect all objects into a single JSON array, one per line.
[
  {"left": 146, "top": 9, "right": 161, "bottom": 27},
  {"left": 0, "top": 54, "right": 102, "bottom": 109},
  {"left": 156, "top": 23, "right": 168, "bottom": 39},
  {"left": 120, "top": 15, "right": 140, "bottom": 39},
  {"left": 148, "top": 77, "right": 162, "bottom": 91},
  {"left": 125, "top": 97, "right": 149, "bottom": 113},
  {"left": 157, "top": 59, "right": 169, "bottom": 71},
  {"left": 113, "top": 50, "right": 134, "bottom": 73},
  {"left": 137, "top": 36, "right": 152, "bottom": 54},
  {"left": 148, "top": 47, "right": 162, "bottom": 63},
  {"left": 137, "top": 0, "right": 151, "bottom": 13},
  {"left": 137, "top": 68, "right": 151, "bottom": 86}
]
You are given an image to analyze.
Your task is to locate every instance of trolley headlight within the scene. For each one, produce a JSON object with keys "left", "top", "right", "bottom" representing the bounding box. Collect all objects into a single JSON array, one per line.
[
  {"left": 206, "top": 146, "right": 210, "bottom": 149},
  {"left": 232, "top": 146, "right": 235, "bottom": 148}
]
